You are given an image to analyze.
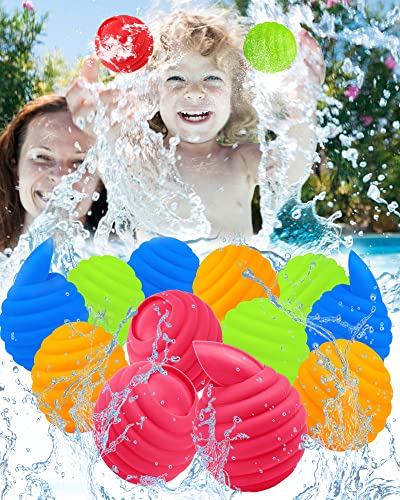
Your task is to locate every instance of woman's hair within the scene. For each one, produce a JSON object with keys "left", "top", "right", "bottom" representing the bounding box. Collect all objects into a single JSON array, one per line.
[
  {"left": 147, "top": 8, "right": 258, "bottom": 145},
  {"left": 0, "top": 94, "right": 107, "bottom": 252}
]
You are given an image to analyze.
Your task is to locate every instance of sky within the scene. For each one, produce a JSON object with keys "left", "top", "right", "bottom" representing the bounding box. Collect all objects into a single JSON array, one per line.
[
  {"left": 1, "top": 0, "right": 397, "bottom": 65},
  {"left": 2, "top": 0, "right": 223, "bottom": 64}
]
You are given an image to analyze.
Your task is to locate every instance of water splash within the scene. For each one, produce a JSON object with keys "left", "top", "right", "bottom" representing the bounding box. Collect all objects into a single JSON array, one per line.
[{"left": 1, "top": 0, "right": 400, "bottom": 498}]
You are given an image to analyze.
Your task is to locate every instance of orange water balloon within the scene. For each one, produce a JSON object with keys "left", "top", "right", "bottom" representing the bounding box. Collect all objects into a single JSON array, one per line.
[
  {"left": 193, "top": 245, "right": 279, "bottom": 321},
  {"left": 294, "top": 339, "right": 392, "bottom": 451},
  {"left": 31, "top": 322, "right": 127, "bottom": 433}
]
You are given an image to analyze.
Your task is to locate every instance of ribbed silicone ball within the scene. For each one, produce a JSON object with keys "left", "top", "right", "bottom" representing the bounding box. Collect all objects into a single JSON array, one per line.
[
  {"left": 128, "top": 237, "right": 199, "bottom": 298},
  {"left": 278, "top": 253, "right": 349, "bottom": 321},
  {"left": 193, "top": 341, "right": 307, "bottom": 492},
  {"left": 306, "top": 251, "right": 392, "bottom": 359},
  {"left": 127, "top": 290, "right": 222, "bottom": 391},
  {"left": 222, "top": 298, "right": 309, "bottom": 383},
  {"left": 95, "top": 15, "right": 154, "bottom": 73},
  {"left": 68, "top": 255, "right": 145, "bottom": 346},
  {"left": 31, "top": 322, "right": 127, "bottom": 433},
  {"left": 192, "top": 245, "right": 279, "bottom": 321},
  {"left": 0, "top": 239, "right": 88, "bottom": 370},
  {"left": 93, "top": 361, "right": 198, "bottom": 483},
  {"left": 294, "top": 339, "right": 392, "bottom": 451},
  {"left": 243, "top": 22, "right": 298, "bottom": 74}
]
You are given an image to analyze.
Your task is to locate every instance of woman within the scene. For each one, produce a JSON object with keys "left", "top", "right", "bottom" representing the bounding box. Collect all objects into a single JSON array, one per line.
[{"left": 0, "top": 94, "right": 107, "bottom": 253}]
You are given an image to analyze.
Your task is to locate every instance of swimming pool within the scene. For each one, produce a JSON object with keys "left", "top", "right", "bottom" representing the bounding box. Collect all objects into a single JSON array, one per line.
[{"left": 350, "top": 234, "right": 400, "bottom": 275}]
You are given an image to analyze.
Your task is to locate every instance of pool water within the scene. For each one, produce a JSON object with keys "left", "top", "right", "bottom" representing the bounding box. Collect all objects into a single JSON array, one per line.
[{"left": 350, "top": 234, "right": 400, "bottom": 276}]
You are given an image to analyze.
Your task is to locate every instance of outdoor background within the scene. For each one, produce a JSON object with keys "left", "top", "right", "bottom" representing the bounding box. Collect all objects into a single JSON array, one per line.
[{"left": 1, "top": 0, "right": 399, "bottom": 233}]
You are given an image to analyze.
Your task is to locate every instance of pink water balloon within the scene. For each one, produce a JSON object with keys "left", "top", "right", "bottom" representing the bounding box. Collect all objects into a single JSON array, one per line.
[
  {"left": 193, "top": 341, "right": 307, "bottom": 492},
  {"left": 93, "top": 361, "right": 198, "bottom": 483},
  {"left": 127, "top": 290, "right": 222, "bottom": 391}
]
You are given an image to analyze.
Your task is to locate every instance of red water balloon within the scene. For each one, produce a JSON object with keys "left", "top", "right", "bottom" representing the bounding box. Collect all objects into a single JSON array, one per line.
[
  {"left": 193, "top": 341, "right": 307, "bottom": 492},
  {"left": 93, "top": 361, "right": 198, "bottom": 483},
  {"left": 127, "top": 290, "right": 222, "bottom": 391},
  {"left": 95, "top": 15, "right": 154, "bottom": 73}
]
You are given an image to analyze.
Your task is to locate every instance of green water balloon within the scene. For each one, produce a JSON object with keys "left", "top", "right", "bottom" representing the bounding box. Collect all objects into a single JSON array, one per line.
[
  {"left": 68, "top": 255, "right": 145, "bottom": 346},
  {"left": 278, "top": 253, "right": 349, "bottom": 321},
  {"left": 221, "top": 298, "right": 309, "bottom": 383},
  {"left": 243, "top": 22, "right": 298, "bottom": 74}
]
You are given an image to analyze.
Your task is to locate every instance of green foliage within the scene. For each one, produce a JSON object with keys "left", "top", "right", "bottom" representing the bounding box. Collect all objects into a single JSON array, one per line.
[
  {"left": 0, "top": 3, "right": 115, "bottom": 132},
  {"left": 235, "top": 0, "right": 400, "bottom": 232},
  {"left": 34, "top": 52, "right": 115, "bottom": 96},
  {"left": 300, "top": 0, "right": 400, "bottom": 232},
  {"left": 0, "top": 4, "right": 47, "bottom": 130}
]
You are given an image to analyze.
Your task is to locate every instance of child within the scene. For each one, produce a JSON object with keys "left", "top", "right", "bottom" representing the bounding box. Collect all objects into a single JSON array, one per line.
[
  {"left": 66, "top": 8, "right": 325, "bottom": 240},
  {"left": 0, "top": 95, "right": 107, "bottom": 253}
]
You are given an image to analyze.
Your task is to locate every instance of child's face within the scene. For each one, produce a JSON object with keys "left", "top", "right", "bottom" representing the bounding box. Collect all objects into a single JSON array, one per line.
[
  {"left": 17, "top": 111, "right": 101, "bottom": 227},
  {"left": 159, "top": 50, "right": 232, "bottom": 144}
]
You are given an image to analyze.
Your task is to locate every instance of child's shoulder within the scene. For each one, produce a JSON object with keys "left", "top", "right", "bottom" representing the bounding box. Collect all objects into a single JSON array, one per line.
[
  {"left": 232, "top": 143, "right": 262, "bottom": 182},
  {"left": 234, "top": 142, "right": 262, "bottom": 160}
]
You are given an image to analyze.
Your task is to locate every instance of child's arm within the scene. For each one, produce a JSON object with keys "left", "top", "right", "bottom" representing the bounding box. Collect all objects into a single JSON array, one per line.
[
  {"left": 245, "top": 30, "right": 325, "bottom": 188},
  {"left": 66, "top": 56, "right": 137, "bottom": 147}
]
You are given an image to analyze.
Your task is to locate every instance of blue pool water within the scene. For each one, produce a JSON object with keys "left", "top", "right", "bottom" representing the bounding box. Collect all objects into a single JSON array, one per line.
[
  {"left": 350, "top": 235, "right": 400, "bottom": 276},
  {"left": 352, "top": 234, "right": 400, "bottom": 255}
]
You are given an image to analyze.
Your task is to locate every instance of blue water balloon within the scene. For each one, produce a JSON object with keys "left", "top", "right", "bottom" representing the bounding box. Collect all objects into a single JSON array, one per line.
[
  {"left": 306, "top": 250, "right": 392, "bottom": 359},
  {"left": 0, "top": 238, "right": 89, "bottom": 370},
  {"left": 128, "top": 237, "right": 200, "bottom": 297}
]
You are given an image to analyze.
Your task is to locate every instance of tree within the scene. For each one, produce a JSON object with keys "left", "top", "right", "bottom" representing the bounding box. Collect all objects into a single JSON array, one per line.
[
  {"left": 0, "top": 4, "right": 48, "bottom": 130},
  {"left": 234, "top": 0, "right": 400, "bottom": 232}
]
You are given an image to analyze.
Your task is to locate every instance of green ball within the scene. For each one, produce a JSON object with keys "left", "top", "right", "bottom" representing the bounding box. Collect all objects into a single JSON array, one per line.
[
  {"left": 243, "top": 22, "right": 298, "bottom": 73},
  {"left": 68, "top": 255, "right": 145, "bottom": 346},
  {"left": 221, "top": 298, "right": 309, "bottom": 383},
  {"left": 278, "top": 253, "right": 349, "bottom": 321}
]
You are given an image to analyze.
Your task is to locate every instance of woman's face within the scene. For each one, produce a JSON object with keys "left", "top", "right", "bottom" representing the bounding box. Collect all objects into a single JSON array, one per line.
[
  {"left": 159, "top": 50, "right": 233, "bottom": 144},
  {"left": 17, "top": 111, "right": 101, "bottom": 228}
]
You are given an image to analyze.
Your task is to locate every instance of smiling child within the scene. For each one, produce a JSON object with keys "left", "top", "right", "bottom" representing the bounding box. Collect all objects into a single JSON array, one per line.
[{"left": 66, "top": 8, "right": 325, "bottom": 240}]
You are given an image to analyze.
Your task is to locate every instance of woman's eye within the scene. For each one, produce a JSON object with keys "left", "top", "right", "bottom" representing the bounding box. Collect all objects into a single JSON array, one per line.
[
  {"left": 205, "top": 75, "right": 222, "bottom": 81},
  {"left": 34, "top": 154, "right": 52, "bottom": 162}
]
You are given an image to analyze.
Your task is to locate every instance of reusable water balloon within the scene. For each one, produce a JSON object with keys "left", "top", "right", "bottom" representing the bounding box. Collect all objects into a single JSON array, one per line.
[
  {"left": 294, "top": 339, "right": 392, "bottom": 451},
  {"left": 67, "top": 255, "right": 144, "bottom": 345},
  {"left": 0, "top": 239, "right": 88, "bottom": 370},
  {"left": 306, "top": 251, "right": 392, "bottom": 359},
  {"left": 95, "top": 15, "right": 154, "bottom": 73},
  {"left": 243, "top": 22, "right": 297, "bottom": 73},
  {"left": 193, "top": 341, "right": 307, "bottom": 492},
  {"left": 31, "top": 322, "right": 127, "bottom": 433},
  {"left": 127, "top": 290, "right": 222, "bottom": 391},
  {"left": 128, "top": 237, "right": 199, "bottom": 298},
  {"left": 93, "top": 361, "right": 198, "bottom": 483},
  {"left": 278, "top": 253, "right": 349, "bottom": 321},
  {"left": 192, "top": 245, "right": 279, "bottom": 321},
  {"left": 222, "top": 298, "right": 309, "bottom": 383}
]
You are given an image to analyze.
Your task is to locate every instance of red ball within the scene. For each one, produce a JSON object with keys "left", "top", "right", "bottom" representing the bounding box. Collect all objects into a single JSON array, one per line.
[
  {"left": 93, "top": 362, "right": 198, "bottom": 483},
  {"left": 95, "top": 15, "right": 154, "bottom": 73},
  {"left": 193, "top": 341, "right": 307, "bottom": 492},
  {"left": 127, "top": 290, "right": 222, "bottom": 391}
]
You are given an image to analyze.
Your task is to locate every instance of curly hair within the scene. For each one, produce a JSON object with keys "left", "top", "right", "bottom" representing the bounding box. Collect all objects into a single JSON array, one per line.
[
  {"left": 146, "top": 7, "right": 258, "bottom": 145},
  {"left": 0, "top": 95, "right": 108, "bottom": 252}
]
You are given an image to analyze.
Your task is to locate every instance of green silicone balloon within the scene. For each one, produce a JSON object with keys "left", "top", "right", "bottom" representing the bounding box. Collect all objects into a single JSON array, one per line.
[
  {"left": 221, "top": 298, "right": 309, "bottom": 383},
  {"left": 243, "top": 22, "right": 298, "bottom": 73},
  {"left": 68, "top": 255, "right": 145, "bottom": 346},
  {"left": 278, "top": 253, "right": 349, "bottom": 321}
]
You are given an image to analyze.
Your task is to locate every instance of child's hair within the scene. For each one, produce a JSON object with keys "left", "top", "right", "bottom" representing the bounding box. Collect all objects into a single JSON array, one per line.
[
  {"left": 0, "top": 94, "right": 108, "bottom": 252},
  {"left": 147, "top": 8, "right": 258, "bottom": 145}
]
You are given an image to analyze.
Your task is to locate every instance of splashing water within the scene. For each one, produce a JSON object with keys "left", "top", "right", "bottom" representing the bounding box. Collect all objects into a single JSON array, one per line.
[{"left": 1, "top": 0, "right": 400, "bottom": 498}]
